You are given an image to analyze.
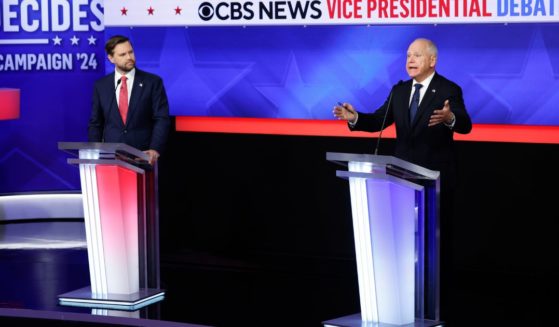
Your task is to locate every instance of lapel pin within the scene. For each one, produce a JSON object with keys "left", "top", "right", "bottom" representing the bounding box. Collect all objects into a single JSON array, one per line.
[
  {"left": 139, "top": 83, "right": 143, "bottom": 87},
  {"left": 432, "top": 89, "right": 436, "bottom": 93}
]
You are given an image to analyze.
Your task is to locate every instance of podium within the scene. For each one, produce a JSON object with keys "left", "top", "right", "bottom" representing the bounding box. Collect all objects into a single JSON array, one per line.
[
  {"left": 57, "top": 142, "right": 164, "bottom": 311},
  {"left": 323, "top": 153, "right": 441, "bottom": 327}
]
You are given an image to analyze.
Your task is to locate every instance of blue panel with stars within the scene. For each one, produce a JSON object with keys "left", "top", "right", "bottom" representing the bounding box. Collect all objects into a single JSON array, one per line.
[
  {"left": 107, "top": 23, "right": 559, "bottom": 125},
  {"left": 0, "top": 4, "right": 105, "bottom": 193},
  {"left": 2, "top": 17, "right": 559, "bottom": 193}
]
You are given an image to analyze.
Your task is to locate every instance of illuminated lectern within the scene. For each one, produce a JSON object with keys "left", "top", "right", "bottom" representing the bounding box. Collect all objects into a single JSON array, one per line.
[
  {"left": 57, "top": 142, "right": 164, "bottom": 310},
  {"left": 323, "top": 153, "right": 441, "bottom": 327}
]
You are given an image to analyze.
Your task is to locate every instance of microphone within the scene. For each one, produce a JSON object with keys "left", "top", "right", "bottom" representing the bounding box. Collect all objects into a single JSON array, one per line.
[
  {"left": 115, "top": 78, "right": 122, "bottom": 90},
  {"left": 109, "top": 78, "right": 122, "bottom": 116},
  {"left": 374, "top": 80, "right": 403, "bottom": 155}
]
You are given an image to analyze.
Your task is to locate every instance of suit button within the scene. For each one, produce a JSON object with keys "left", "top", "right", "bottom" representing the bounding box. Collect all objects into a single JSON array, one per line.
[{"left": 123, "top": 129, "right": 127, "bottom": 134}]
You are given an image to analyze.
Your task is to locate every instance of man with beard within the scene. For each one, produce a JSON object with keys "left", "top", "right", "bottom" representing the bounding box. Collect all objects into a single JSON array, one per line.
[{"left": 88, "top": 35, "right": 170, "bottom": 165}]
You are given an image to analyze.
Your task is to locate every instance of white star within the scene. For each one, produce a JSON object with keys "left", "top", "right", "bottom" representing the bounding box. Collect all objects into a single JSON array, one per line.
[
  {"left": 87, "top": 35, "right": 97, "bottom": 45},
  {"left": 52, "top": 35, "right": 62, "bottom": 46},
  {"left": 256, "top": 53, "right": 334, "bottom": 119},
  {"left": 70, "top": 36, "right": 79, "bottom": 45}
]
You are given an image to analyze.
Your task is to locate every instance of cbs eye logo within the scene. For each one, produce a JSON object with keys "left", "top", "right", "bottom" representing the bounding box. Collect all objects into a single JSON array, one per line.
[{"left": 198, "top": 2, "right": 214, "bottom": 21}]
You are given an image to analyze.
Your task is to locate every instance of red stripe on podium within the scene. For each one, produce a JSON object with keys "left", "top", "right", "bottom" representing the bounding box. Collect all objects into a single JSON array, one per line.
[{"left": 95, "top": 165, "right": 139, "bottom": 293}]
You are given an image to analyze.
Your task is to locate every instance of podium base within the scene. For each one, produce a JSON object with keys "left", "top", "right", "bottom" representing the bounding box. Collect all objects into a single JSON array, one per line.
[
  {"left": 58, "top": 287, "right": 165, "bottom": 311},
  {"left": 323, "top": 313, "right": 443, "bottom": 327}
]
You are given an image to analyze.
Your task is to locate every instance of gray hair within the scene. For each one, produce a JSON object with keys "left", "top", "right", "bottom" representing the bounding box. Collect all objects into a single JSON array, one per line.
[{"left": 414, "top": 38, "right": 438, "bottom": 58}]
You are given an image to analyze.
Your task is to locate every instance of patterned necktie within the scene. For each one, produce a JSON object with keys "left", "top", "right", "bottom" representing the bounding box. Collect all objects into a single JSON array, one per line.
[
  {"left": 118, "top": 76, "right": 128, "bottom": 124},
  {"left": 409, "top": 83, "right": 423, "bottom": 123}
]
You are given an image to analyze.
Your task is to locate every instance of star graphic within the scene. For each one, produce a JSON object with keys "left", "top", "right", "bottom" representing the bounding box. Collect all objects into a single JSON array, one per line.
[
  {"left": 52, "top": 35, "right": 62, "bottom": 46},
  {"left": 327, "top": 29, "right": 405, "bottom": 111},
  {"left": 175, "top": 6, "right": 182, "bottom": 15},
  {"left": 0, "top": 148, "right": 77, "bottom": 191},
  {"left": 70, "top": 36, "right": 79, "bottom": 45},
  {"left": 150, "top": 29, "right": 253, "bottom": 116},
  {"left": 147, "top": 6, "right": 154, "bottom": 15},
  {"left": 346, "top": 49, "right": 400, "bottom": 92},
  {"left": 255, "top": 53, "right": 335, "bottom": 119},
  {"left": 472, "top": 29, "right": 559, "bottom": 125},
  {"left": 121, "top": 7, "right": 128, "bottom": 15},
  {"left": 87, "top": 35, "right": 97, "bottom": 45}
]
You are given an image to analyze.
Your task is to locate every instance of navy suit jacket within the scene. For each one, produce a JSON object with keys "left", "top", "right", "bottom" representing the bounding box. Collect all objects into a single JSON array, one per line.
[
  {"left": 88, "top": 69, "right": 170, "bottom": 153},
  {"left": 351, "top": 73, "right": 472, "bottom": 179}
]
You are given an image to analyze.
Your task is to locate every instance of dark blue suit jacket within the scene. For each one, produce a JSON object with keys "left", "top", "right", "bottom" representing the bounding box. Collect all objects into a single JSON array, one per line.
[
  {"left": 351, "top": 73, "right": 472, "bottom": 179},
  {"left": 88, "top": 69, "right": 170, "bottom": 153}
]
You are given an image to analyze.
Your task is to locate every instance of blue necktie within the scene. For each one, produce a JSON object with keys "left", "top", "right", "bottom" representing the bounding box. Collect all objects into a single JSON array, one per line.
[{"left": 410, "top": 83, "right": 423, "bottom": 123}]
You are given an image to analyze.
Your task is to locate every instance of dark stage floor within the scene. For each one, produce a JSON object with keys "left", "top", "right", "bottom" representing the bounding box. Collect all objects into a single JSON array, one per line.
[
  {"left": 1, "top": 246, "right": 558, "bottom": 327},
  {"left": 0, "top": 247, "right": 360, "bottom": 327}
]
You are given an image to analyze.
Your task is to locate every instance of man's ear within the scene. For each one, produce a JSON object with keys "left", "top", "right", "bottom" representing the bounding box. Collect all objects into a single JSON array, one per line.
[
  {"left": 430, "top": 56, "right": 437, "bottom": 68},
  {"left": 107, "top": 55, "right": 114, "bottom": 64}
]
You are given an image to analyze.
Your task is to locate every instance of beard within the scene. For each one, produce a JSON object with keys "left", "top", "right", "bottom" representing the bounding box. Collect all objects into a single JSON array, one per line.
[{"left": 117, "top": 60, "right": 135, "bottom": 73}]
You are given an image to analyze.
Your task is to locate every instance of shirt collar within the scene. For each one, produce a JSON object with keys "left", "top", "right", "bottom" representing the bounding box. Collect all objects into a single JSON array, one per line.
[
  {"left": 114, "top": 68, "right": 135, "bottom": 83},
  {"left": 413, "top": 71, "right": 435, "bottom": 88}
]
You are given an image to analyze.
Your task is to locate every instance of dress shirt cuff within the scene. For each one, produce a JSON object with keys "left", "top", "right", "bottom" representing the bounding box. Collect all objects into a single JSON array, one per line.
[
  {"left": 348, "top": 112, "right": 359, "bottom": 128},
  {"left": 444, "top": 112, "right": 456, "bottom": 129}
]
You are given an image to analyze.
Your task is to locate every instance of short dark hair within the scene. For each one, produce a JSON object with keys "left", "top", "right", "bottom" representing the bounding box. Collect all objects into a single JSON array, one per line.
[{"left": 105, "top": 35, "right": 131, "bottom": 56}]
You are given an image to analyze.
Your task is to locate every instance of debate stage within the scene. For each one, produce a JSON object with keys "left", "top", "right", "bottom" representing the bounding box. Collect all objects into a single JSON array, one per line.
[{"left": 2, "top": 134, "right": 559, "bottom": 327}]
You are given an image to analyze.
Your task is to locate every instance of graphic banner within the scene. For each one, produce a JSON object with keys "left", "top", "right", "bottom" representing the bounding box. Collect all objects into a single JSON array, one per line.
[
  {"left": 105, "top": 0, "right": 559, "bottom": 26},
  {"left": 0, "top": 0, "right": 106, "bottom": 193}
]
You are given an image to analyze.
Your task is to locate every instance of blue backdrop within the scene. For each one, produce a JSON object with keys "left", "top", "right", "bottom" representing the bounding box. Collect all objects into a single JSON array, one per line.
[
  {"left": 115, "top": 23, "right": 559, "bottom": 125},
  {"left": 1, "top": 2, "right": 558, "bottom": 193},
  {"left": 0, "top": 0, "right": 104, "bottom": 193}
]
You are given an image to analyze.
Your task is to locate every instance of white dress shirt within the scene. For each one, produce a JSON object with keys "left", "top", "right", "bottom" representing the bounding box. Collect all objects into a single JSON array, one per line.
[
  {"left": 409, "top": 71, "right": 435, "bottom": 107},
  {"left": 114, "top": 68, "right": 135, "bottom": 105}
]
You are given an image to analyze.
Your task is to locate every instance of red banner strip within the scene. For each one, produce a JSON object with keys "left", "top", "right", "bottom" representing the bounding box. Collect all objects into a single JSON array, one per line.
[{"left": 176, "top": 116, "right": 559, "bottom": 144}]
